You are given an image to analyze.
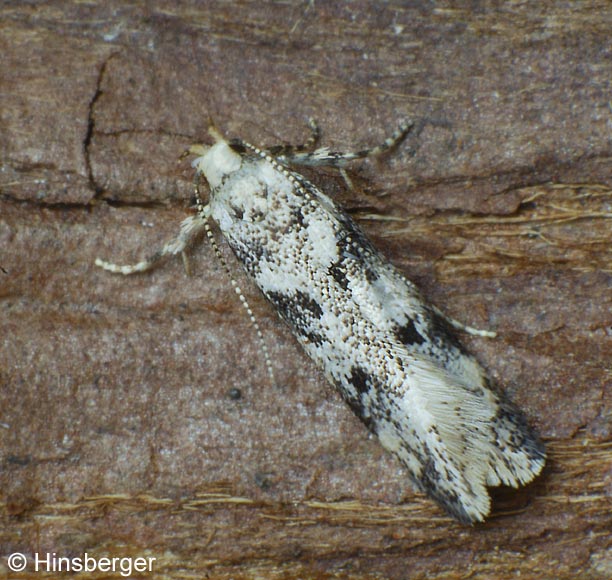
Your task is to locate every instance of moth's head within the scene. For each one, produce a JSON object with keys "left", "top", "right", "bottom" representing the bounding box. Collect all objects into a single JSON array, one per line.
[{"left": 189, "top": 127, "right": 242, "bottom": 188}]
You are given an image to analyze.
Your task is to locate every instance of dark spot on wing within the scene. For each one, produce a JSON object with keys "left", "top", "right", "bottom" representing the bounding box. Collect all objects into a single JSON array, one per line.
[
  {"left": 291, "top": 206, "right": 306, "bottom": 228},
  {"left": 494, "top": 396, "right": 546, "bottom": 461},
  {"left": 418, "top": 454, "right": 472, "bottom": 522},
  {"left": 395, "top": 319, "right": 426, "bottom": 346},
  {"left": 234, "top": 241, "right": 267, "bottom": 271},
  {"left": 266, "top": 289, "right": 324, "bottom": 345},
  {"left": 338, "top": 367, "right": 377, "bottom": 431},
  {"left": 364, "top": 265, "right": 379, "bottom": 283},
  {"left": 328, "top": 261, "right": 349, "bottom": 290},
  {"left": 294, "top": 290, "right": 323, "bottom": 319},
  {"left": 346, "top": 397, "right": 373, "bottom": 431},
  {"left": 428, "top": 309, "right": 467, "bottom": 353},
  {"left": 348, "top": 366, "right": 371, "bottom": 395},
  {"left": 335, "top": 212, "right": 378, "bottom": 257},
  {"left": 229, "top": 203, "right": 244, "bottom": 220}
]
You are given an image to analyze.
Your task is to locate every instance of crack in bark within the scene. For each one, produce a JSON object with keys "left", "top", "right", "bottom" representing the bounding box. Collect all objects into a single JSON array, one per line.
[
  {"left": 95, "top": 127, "right": 196, "bottom": 140},
  {"left": 84, "top": 53, "right": 118, "bottom": 200}
]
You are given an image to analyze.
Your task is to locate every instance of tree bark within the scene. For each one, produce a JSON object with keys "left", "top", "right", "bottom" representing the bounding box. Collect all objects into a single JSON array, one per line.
[{"left": 1, "top": 2, "right": 610, "bottom": 579}]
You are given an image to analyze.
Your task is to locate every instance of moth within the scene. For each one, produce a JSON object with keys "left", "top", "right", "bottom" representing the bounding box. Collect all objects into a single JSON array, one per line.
[{"left": 96, "top": 120, "right": 545, "bottom": 523}]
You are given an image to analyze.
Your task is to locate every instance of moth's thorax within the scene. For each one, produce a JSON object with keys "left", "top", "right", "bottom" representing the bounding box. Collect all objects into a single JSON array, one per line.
[
  {"left": 193, "top": 140, "right": 242, "bottom": 188},
  {"left": 207, "top": 157, "right": 302, "bottom": 238}
]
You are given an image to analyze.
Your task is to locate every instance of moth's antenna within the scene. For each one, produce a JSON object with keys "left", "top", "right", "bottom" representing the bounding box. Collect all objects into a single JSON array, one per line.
[{"left": 194, "top": 175, "right": 277, "bottom": 387}]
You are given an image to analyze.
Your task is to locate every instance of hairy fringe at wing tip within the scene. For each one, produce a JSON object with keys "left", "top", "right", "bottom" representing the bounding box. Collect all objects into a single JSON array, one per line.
[{"left": 392, "top": 348, "right": 544, "bottom": 522}]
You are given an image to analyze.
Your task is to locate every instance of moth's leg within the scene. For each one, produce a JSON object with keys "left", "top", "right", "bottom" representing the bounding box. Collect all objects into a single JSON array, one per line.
[
  {"left": 95, "top": 211, "right": 208, "bottom": 275},
  {"left": 431, "top": 305, "right": 497, "bottom": 338},
  {"left": 266, "top": 118, "right": 321, "bottom": 158},
  {"left": 300, "top": 117, "right": 321, "bottom": 151},
  {"left": 283, "top": 119, "right": 413, "bottom": 168}
]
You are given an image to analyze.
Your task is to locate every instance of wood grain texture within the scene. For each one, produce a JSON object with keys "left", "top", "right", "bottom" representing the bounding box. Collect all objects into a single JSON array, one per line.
[{"left": 1, "top": 2, "right": 610, "bottom": 579}]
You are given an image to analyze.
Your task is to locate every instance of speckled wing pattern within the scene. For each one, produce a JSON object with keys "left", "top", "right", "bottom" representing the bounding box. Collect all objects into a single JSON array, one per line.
[{"left": 192, "top": 127, "right": 546, "bottom": 523}]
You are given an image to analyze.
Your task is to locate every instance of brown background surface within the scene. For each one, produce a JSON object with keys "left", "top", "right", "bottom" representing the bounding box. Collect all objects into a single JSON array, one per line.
[{"left": 1, "top": 2, "right": 611, "bottom": 579}]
